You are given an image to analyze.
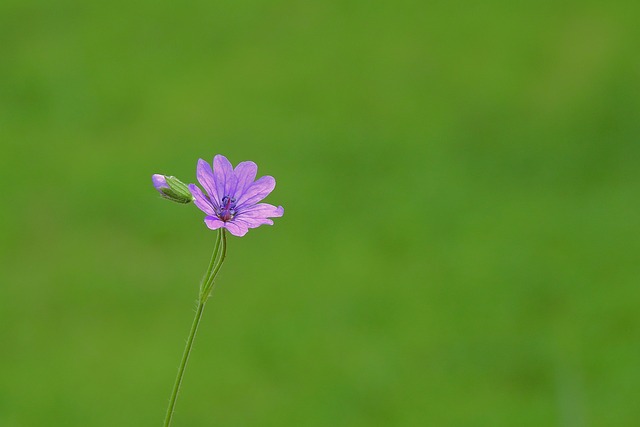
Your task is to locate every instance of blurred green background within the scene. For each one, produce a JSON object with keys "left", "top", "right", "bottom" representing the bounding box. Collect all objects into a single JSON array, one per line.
[{"left": 1, "top": 0, "right": 639, "bottom": 426}]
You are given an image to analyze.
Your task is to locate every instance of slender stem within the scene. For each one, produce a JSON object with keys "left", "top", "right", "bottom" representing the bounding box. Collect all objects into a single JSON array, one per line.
[
  {"left": 163, "top": 229, "right": 227, "bottom": 427},
  {"left": 202, "top": 230, "right": 227, "bottom": 300},
  {"left": 163, "top": 300, "right": 206, "bottom": 427},
  {"left": 199, "top": 229, "right": 222, "bottom": 295}
]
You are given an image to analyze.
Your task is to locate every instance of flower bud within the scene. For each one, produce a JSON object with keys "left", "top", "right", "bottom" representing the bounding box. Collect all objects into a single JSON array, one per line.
[{"left": 152, "top": 174, "right": 194, "bottom": 204}]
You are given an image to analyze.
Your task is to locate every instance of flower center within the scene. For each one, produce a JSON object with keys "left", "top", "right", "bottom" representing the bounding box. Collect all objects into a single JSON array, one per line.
[{"left": 217, "top": 196, "right": 237, "bottom": 222}]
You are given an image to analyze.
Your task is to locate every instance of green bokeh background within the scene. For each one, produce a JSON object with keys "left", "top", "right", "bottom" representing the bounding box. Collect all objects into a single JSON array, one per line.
[{"left": 1, "top": 1, "right": 639, "bottom": 426}]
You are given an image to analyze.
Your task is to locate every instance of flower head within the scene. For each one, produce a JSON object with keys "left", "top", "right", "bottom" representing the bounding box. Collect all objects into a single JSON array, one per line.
[
  {"left": 188, "top": 155, "right": 284, "bottom": 236},
  {"left": 152, "top": 174, "right": 194, "bottom": 204}
]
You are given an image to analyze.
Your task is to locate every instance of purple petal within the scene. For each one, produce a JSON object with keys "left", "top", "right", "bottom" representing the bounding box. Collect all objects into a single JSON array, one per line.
[
  {"left": 223, "top": 220, "right": 249, "bottom": 237},
  {"left": 233, "top": 161, "right": 258, "bottom": 198},
  {"left": 189, "top": 184, "right": 216, "bottom": 216},
  {"left": 238, "top": 203, "right": 284, "bottom": 219},
  {"left": 235, "top": 176, "right": 276, "bottom": 209},
  {"left": 204, "top": 216, "right": 225, "bottom": 230},
  {"left": 234, "top": 216, "right": 274, "bottom": 228},
  {"left": 213, "top": 155, "right": 236, "bottom": 199},
  {"left": 152, "top": 174, "right": 168, "bottom": 190},
  {"left": 196, "top": 159, "right": 219, "bottom": 207}
]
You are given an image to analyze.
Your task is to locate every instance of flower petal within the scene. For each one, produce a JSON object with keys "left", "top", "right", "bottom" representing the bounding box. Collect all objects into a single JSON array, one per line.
[
  {"left": 152, "top": 174, "right": 168, "bottom": 190},
  {"left": 204, "top": 215, "right": 225, "bottom": 230},
  {"left": 234, "top": 216, "right": 274, "bottom": 229},
  {"left": 213, "top": 155, "right": 236, "bottom": 199},
  {"left": 236, "top": 175, "right": 276, "bottom": 209},
  {"left": 223, "top": 220, "right": 249, "bottom": 237},
  {"left": 233, "top": 161, "right": 258, "bottom": 198},
  {"left": 238, "top": 203, "right": 284, "bottom": 219},
  {"left": 188, "top": 184, "right": 216, "bottom": 216},
  {"left": 196, "top": 159, "right": 219, "bottom": 207}
]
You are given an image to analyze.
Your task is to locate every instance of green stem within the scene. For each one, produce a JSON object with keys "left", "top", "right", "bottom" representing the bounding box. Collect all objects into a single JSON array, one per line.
[
  {"left": 163, "top": 229, "right": 227, "bottom": 427},
  {"left": 202, "top": 229, "right": 227, "bottom": 300},
  {"left": 199, "top": 229, "right": 222, "bottom": 295},
  {"left": 163, "top": 300, "right": 206, "bottom": 427}
]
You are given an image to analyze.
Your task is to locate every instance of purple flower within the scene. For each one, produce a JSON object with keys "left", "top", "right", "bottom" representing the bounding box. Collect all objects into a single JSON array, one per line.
[{"left": 188, "top": 155, "right": 284, "bottom": 237}]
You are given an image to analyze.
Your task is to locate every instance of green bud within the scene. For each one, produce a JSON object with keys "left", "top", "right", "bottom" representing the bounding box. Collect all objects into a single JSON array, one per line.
[{"left": 152, "top": 174, "right": 194, "bottom": 204}]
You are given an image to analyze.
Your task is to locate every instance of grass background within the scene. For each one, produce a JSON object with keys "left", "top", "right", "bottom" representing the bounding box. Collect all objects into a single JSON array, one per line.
[{"left": 1, "top": 0, "right": 639, "bottom": 426}]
